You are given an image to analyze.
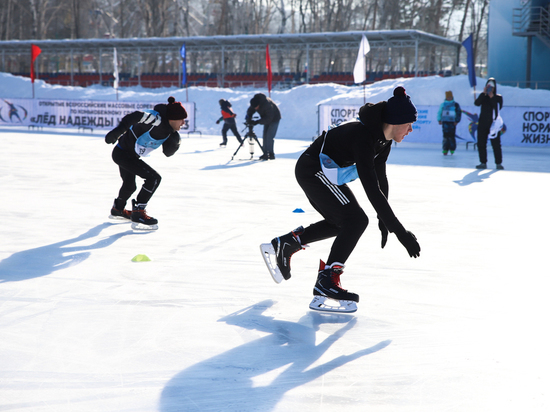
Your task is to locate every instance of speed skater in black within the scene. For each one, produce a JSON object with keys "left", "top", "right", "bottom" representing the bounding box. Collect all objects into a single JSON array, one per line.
[
  {"left": 105, "top": 96, "right": 187, "bottom": 228},
  {"left": 262, "top": 87, "right": 421, "bottom": 312}
]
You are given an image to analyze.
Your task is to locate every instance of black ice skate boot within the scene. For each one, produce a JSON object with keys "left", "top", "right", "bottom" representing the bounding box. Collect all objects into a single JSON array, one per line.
[
  {"left": 313, "top": 260, "right": 359, "bottom": 302},
  {"left": 131, "top": 200, "right": 158, "bottom": 226},
  {"left": 271, "top": 226, "right": 306, "bottom": 280},
  {"left": 110, "top": 198, "right": 132, "bottom": 220}
]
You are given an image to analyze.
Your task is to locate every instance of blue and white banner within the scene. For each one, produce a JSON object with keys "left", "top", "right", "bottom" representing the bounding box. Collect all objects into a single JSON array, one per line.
[
  {"left": 0, "top": 98, "right": 195, "bottom": 132},
  {"left": 318, "top": 104, "right": 550, "bottom": 147}
]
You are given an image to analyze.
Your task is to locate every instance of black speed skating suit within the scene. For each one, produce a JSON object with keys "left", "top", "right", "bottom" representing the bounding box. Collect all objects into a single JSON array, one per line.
[
  {"left": 296, "top": 101, "right": 407, "bottom": 265},
  {"left": 107, "top": 103, "right": 181, "bottom": 206}
]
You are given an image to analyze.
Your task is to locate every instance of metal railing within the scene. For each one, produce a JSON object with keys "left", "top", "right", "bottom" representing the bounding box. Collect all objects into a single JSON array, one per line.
[{"left": 513, "top": 5, "right": 550, "bottom": 47}]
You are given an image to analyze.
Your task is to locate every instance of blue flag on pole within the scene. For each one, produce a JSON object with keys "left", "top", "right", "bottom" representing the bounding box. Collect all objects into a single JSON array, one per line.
[
  {"left": 180, "top": 44, "right": 187, "bottom": 87},
  {"left": 462, "top": 34, "right": 476, "bottom": 88}
]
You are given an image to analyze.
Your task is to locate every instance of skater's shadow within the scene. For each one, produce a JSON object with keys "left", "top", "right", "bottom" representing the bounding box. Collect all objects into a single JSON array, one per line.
[
  {"left": 0, "top": 223, "right": 135, "bottom": 282},
  {"left": 159, "top": 300, "right": 391, "bottom": 411},
  {"left": 454, "top": 169, "right": 500, "bottom": 186}
]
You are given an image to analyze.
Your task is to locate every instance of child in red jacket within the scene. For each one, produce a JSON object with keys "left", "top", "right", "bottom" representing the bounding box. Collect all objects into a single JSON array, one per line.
[{"left": 216, "top": 99, "right": 243, "bottom": 147}]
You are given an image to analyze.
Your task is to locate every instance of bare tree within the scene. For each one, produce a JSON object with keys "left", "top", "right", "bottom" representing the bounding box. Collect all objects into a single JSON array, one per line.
[{"left": 0, "top": 0, "right": 490, "bottom": 80}]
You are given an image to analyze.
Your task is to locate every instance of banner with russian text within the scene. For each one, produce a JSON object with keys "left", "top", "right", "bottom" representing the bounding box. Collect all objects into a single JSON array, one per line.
[
  {"left": 0, "top": 98, "right": 195, "bottom": 133},
  {"left": 318, "top": 104, "right": 550, "bottom": 147}
]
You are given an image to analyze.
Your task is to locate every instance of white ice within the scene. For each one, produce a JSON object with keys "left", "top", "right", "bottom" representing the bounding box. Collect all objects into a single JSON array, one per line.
[{"left": 1, "top": 74, "right": 550, "bottom": 411}]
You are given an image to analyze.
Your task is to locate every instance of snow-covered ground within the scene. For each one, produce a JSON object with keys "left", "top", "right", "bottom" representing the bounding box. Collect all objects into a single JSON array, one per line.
[{"left": 1, "top": 74, "right": 550, "bottom": 411}]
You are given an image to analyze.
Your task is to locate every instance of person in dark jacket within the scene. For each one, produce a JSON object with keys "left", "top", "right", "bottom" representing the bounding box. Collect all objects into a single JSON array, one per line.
[
  {"left": 216, "top": 99, "right": 243, "bottom": 147},
  {"left": 245, "top": 93, "right": 281, "bottom": 160},
  {"left": 437, "top": 90, "right": 462, "bottom": 155},
  {"left": 267, "top": 86, "right": 421, "bottom": 311},
  {"left": 474, "top": 78, "right": 504, "bottom": 169},
  {"left": 105, "top": 96, "right": 187, "bottom": 227}
]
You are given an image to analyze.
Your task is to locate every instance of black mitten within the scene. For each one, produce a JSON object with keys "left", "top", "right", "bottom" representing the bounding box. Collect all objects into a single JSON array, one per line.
[
  {"left": 105, "top": 126, "right": 125, "bottom": 144},
  {"left": 379, "top": 219, "right": 388, "bottom": 248},
  {"left": 395, "top": 229, "right": 421, "bottom": 258}
]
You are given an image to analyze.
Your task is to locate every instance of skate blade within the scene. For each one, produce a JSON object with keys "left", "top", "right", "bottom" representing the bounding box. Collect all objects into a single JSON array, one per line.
[
  {"left": 131, "top": 222, "right": 158, "bottom": 231},
  {"left": 259, "top": 243, "right": 284, "bottom": 284},
  {"left": 309, "top": 296, "right": 357, "bottom": 313},
  {"left": 109, "top": 214, "right": 131, "bottom": 222}
]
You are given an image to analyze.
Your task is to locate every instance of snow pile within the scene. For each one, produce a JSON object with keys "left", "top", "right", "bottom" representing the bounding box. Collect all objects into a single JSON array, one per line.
[{"left": 2, "top": 71, "right": 550, "bottom": 138}]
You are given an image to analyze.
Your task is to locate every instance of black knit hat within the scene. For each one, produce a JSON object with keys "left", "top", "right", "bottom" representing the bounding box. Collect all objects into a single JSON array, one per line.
[
  {"left": 166, "top": 96, "right": 187, "bottom": 120},
  {"left": 383, "top": 86, "right": 418, "bottom": 125}
]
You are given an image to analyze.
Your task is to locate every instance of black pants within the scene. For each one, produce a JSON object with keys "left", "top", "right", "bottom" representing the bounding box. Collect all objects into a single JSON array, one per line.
[
  {"left": 294, "top": 153, "right": 368, "bottom": 266},
  {"left": 262, "top": 120, "right": 279, "bottom": 154},
  {"left": 112, "top": 146, "right": 161, "bottom": 206},
  {"left": 221, "top": 121, "right": 242, "bottom": 144},
  {"left": 477, "top": 127, "right": 503, "bottom": 164}
]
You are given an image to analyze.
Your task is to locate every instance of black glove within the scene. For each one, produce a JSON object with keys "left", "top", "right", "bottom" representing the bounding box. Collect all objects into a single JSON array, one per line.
[
  {"left": 216, "top": 119, "right": 220, "bottom": 124},
  {"left": 105, "top": 126, "right": 125, "bottom": 144},
  {"left": 379, "top": 220, "right": 388, "bottom": 248},
  {"left": 395, "top": 229, "right": 421, "bottom": 258}
]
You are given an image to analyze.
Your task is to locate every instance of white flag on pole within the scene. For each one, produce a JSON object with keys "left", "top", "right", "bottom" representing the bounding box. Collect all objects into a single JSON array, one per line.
[
  {"left": 113, "top": 48, "right": 119, "bottom": 90},
  {"left": 353, "top": 35, "right": 370, "bottom": 84}
]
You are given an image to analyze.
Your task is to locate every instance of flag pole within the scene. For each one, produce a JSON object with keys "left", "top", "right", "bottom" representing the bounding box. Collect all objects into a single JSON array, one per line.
[
  {"left": 30, "top": 44, "right": 42, "bottom": 99},
  {"left": 180, "top": 43, "right": 188, "bottom": 102},
  {"left": 266, "top": 45, "right": 272, "bottom": 98},
  {"left": 113, "top": 48, "right": 119, "bottom": 101}
]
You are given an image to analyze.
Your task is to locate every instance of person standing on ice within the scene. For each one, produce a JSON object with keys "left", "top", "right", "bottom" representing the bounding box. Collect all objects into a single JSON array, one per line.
[
  {"left": 262, "top": 86, "right": 420, "bottom": 312},
  {"left": 245, "top": 93, "right": 281, "bottom": 160},
  {"left": 474, "top": 77, "right": 504, "bottom": 170},
  {"left": 105, "top": 96, "right": 187, "bottom": 228},
  {"left": 437, "top": 90, "right": 462, "bottom": 155},
  {"left": 216, "top": 99, "right": 243, "bottom": 147}
]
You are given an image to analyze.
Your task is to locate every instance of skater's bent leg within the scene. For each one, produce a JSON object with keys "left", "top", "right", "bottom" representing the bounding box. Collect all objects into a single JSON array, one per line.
[
  {"left": 299, "top": 220, "right": 340, "bottom": 244},
  {"left": 136, "top": 169, "right": 161, "bottom": 204},
  {"left": 112, "top": 146, "right": 162, "bottom": 205},
  {"left": 117, "top": 167, "right": 137, "bottom": 202},
  {"left": 296, "top": 162, "right": 369, "bottom": 264},
  {"left": 113, "top": 147, "right": 138, "bottom": 202},
  {"left": 326, "top": 209, "right": 368, "bottom": 265}
]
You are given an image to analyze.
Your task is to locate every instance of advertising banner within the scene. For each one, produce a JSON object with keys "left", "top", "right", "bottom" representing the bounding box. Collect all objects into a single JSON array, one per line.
[
  {"left": 0, "top": 98, "right": 195, "bottom": 133},
  {"left": 318, "top": 104, "right": 550, "bottom": 147}
]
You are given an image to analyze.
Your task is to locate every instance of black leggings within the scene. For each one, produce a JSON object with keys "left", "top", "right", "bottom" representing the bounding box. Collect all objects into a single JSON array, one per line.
[
  {"left": 112, "top": 146, "right": 161, "bottom": 205},
  {"left": 295, "top": 153, "right": 369, "bottom": 265}
]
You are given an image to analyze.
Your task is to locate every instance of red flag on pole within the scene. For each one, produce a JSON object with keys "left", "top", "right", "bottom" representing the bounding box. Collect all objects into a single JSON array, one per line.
[
  {"left": 266, "top": 45, "right": 272, "bottom": 96},
  {"left": 30, "top": 44, "right": 41, "bottom": 83}
]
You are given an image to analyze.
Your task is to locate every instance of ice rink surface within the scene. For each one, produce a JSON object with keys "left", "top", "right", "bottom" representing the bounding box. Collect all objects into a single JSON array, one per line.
[{"left": 1, "top": 130, "right": 549, "bottom": 411}]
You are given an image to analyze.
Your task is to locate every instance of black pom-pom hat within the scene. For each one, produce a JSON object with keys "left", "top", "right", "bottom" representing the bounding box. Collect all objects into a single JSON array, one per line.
[
  {"left": 383, "top": 86, "right": 418, "bottom": 125},
  {"left": 166, "top": 96, "right": 187, "bottom": 120}
]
